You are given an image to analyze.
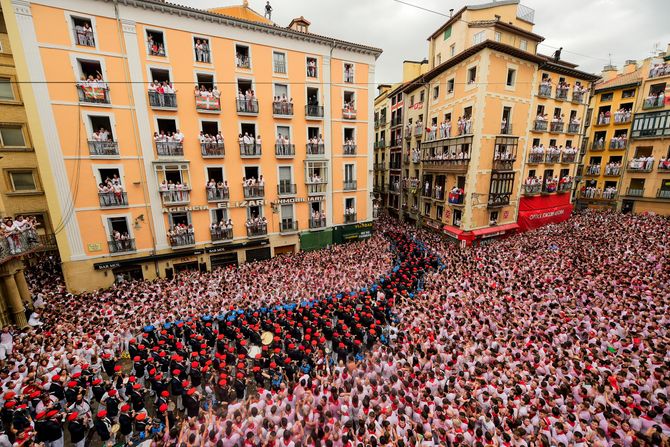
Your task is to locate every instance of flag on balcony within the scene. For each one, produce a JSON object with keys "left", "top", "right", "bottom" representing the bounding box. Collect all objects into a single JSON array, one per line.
[
  {"left": 196, "top": 96, "right": 220, "bottom": 111},
  {"left": 82, "top": 86, "right": 106, "bottom": 101}
]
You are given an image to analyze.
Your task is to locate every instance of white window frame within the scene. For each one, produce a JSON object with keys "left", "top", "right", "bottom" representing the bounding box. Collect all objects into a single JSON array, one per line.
[
  {"left": 238, "top": 120, "right": 258, "bottom": 137},
  {"left": 272, "top": 50, "right": 288, "bottom": 77},
  {"left": 154, "top": 163, "right": 190, "bottom": 186},
  {"left": 209, "top": 208, "right": 229, "bottom": 225},
  {"left": 277, "top": 165, "right": 294, "bottom": 184},
  {"left": 450, "top": 44, "right": 456, "bottom": 57},
  {"left": 194, "top": 70, "right": 217, "bottom": 88},
  {"left": 71, "top": 55, "right": 108, "bottom": 85},
  {"left": 275, "top": 124, "right": 292, "bottom": 141},
  {"left": 446, "top": 77, "right": 455, "bottom": 97},
  {"left": 280, "top": 203, "right": 295, "bottom": 222},
  {"left": 343, "top": 126, "right": 356, "bottom": 144},
  {"left": 343, "top": 62, "right": 355, "bottom": 83},
  {"left": 234, "top": 42, "right": 253, "bottom": 71},
  {"left": 465, "top": 63, "right": 478, "bottom": 91},
  {"left": 199, "top": 118, "right": 221, "bottom": 135},
  {"left": 343, "top": 162, "right": 356, "bottom": 183},
  {"left": 65, "top": 11, "right": 98, "bottom": 50},
  {"left": 0, "top": 125, "right": 28, "bottom": 148},
  {"left": 494, "top": 31, "right": 502, "bottom": 42},
  {"left": 147, "top": 65, "right": 174, "bottom": 87},
  {"left": 520, "top": 39, "right": 528, "bottom": 51},
  {"left": 167, "top": 211, "right": 192, "bottom": 227},
  {"left": 273, "top": 82, "right": 290, "bottom": 99},
  {"left": 192, "top": 35, "right": 214, "bottom": 65},
  {"left": 83, "top": 111, "right": 117, "bottom": 141},
  {"left": 144, "top": 27, "right": 169, "bottom": 59},
  {"left": 102, "top": 213, "right": 135, "bottom": 242},
  {"left": 473, "top": 30, "right": 486, "bottom": 45},
  {"left": 306, "top": 125, "right": 322, "bottom": 141},
  {"left": 8, "top": 170, "right": 38, "bottom": 192},
  {"left": 305, "top": 55, "right": 319, "bottom": 80},
  {"left": 505, "top": 64, "right": 518, "bottom": 91},
  {"left": 92, "top": 164, "right": 125, "bottom": 188},
  {"left": 204, "top": 164, "right": 226, "bottom": 185},
  {"left": 153, "top": 115, "right": 181, "bottom": 135}
]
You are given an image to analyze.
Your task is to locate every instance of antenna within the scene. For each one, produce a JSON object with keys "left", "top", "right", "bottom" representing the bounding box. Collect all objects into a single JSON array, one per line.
[
  {"left": 651, "top": 42, "right": 660, "bottom": 57},
  {"left": 608, "top": 53, "right": 613, "bottom": 66}
]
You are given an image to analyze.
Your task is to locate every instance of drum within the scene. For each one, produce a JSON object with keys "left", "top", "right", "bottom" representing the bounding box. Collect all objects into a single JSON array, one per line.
[
  {"left": 111, "top": 424, "right": 120, "bottom": 434},
  {"left": 261, "top": 331, "right": 274, "bottom": 345},
  {"left": 248, "top": 346, "right": 261, "bottom": 359}
]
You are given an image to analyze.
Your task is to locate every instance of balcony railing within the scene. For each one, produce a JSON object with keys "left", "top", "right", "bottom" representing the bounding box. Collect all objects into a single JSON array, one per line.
[
  {"left": 195, "top": 96, "right": 221, "bottom": 112},
  {"left": 99, "top": 192, "right": 128, "bottom": 207},
  {"left": 342, "top": 108, "right": 357, "bottom": 120},
  {"left": 236, "top": 98, "right": 259, "bottom": 114},
  {"left": 626, "top": 187, "right": 644, "bottom": 197},
  {"left": 148, "top": 91, "right": 177, "bottom": 109},
  {"left": 278, "top": 183, "right": 297, "bottom": 196},
  {"left": 533, "top": 120, "right": 548, "bottom": 132},
  {"left": 206, "top": 186, "right": 229, "bottom": 202},
  {"left": 614, "top": 113, "right": 632, "bottom": 124},
  {"left": 527, "top": 153, "right": 545, "bottom": 164},
  {"left": 169, "top": 232, "right": 195, "bottom": 248},
  {"left": 414, "top": 126, "right": 424, "bottom": 137},
  {"left": 374, "top": 140, "right": 386, "bottom": 149},
  {"left": 557, "top": 181, "right": 573, "bottom": 193},
  {"left": 643, "top": 97, "right": 664, "bottom": 110},
  {"left": 627, "top": 159, "right": 654, "bottom": 172},
  {"left": 343, "top": 180, "right": 357, "bottom": 190},
  {"left": 243, "top": 185, "right": 265, "bottom": 199},
  {"left": 432, "top": 189, "right": 445, "bottom": 201},
  {"left": 657, "top": 188, "right": 670, "bottom": 199},
  {"left": 0, "top": 230, "right": 42, "bottom": 261},
  {"left": 422, "top": 157, "right": 471, "bottom": 173},
  {"left": 572, "top": 91, "right": 585, "bottom": 103},
  {"left": 344, "top": 213, "right": 357, "bottom": 223},
  {"left": 77, "top": 85, "right": 110, "bottom": 104},
  {"left": 246, "top": 224, "right": 267, "bottom": 238},
  {"left": 561, "top": 152, "right": 577, "bottom": 163},
  {"left": 487, "top": 192, "right": 511, "bottom": 208},
  {"left": 88, "top": 140, "right": 119, "bottom": 156},
  {"left": 211, "top": 228, "right": 233, "bottom": 242},
  {"left": 522, "top": 184, "right": 542, "bottom": 195},
  {"left": 306, "top": 182, "right": 327, "bottom": 195},
  {"left": 586, "top": 165, "right": 601, "bottom": 176},
  {"left": 609, "top": 138, "right": 628, "bottom": 150},
  {"left": 374, "top": 163, "right": 386, "bottom": 170},
  {"left": 592, "top": 141, "right": 605, "bottom": 151},
  {"left": 309, "top": 216, "right": 327, "bottom": 229},
  {"left": 236, "top": 56, "right": 251, "bottom": 69},
  {"left": 555, "top": 87, "right": 569, "bottom": 100},
  {"left": 273, "top": 102, "right": 294, "bottom": 116},
  {"left": 305, "top": 105, "right": 324, "bottom": 118},
  {"left": 596, "top": 116, "right": 611, "bottom": 126},
  {"left": 545, "top": 152, "right": 561, "bottom": 163},
  {"left": 74, "top": 28, "right": 95, "bottom": 47},
  {"left": 567, "top": 123, "right": 580, "bottom": 134},
  {"left": 160, "top": 189, "right": 191, "bottom": 205},
  {"left": 492, "top": 155, "right": 516, "bottom": 171},
  {"left": 239, "top": 143, "right": 261, "bottom": 158},
  {"left": 108, "top": 238, "right": 136, "bottom": 253},
  {"left": 659, "top": 160, "right": 670, "bottom": 171},
  {"left": 201, "top": 142, "right": 225, "bottom": 158},
  {"left": 343, "top": 144, "right": 357, "bottom": 155},
  {"left": 306, "top": 143, "right": 325, "bottom": 156},
  {"left": 275, "top": 143, "right": 295, "bottom": 158},
  {"left": 280, "top": 220, "right": 298, "bottom": 233},
  {"left": 604, "top": 166, "right": 621, "bottom": 176},
  {"left": 500, "top": 123, "right": 513, "bottom": 135},
  {"left": 549, "top": 121, "right": 564, "bottom": 133},
  {"left": 155, "top": 141, "right": 184, "bottom": 157},
  {"left": 537, "top": 84, "right": 552, "bottom": 97}
]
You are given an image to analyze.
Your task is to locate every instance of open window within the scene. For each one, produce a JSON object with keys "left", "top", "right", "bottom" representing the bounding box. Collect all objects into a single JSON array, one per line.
[
  {"left": 88, "top": 116, "right": 114, "bottom": 140},
  {"left": 71, "top": 16, "right": 95, "bottom": 47},
  {"left": 196, "top": 73, "right": 214, "bottom": 91},
  {"left": 149, "top": 67, "right": 171, "bottom": 84},
  {"left": 307, "top": 87, "right": 320, "bottom": 106},
  {"left": 77, "top": 59, "right": 102, "bottom": 81},
  {"left": 156, "top": 118, "right": 177, "bottom": 136},
  {"left": 146, "top": 30, "right": 166, "bottom": 57},
  {"left": 106, "top": 217, "right": 133, "bottom": 252},
  {"left": 306, "top": 57, "right": 318, "bottom": 78},
  {"left": 467, "top": 66, "right": 477, "bottom": 84},
  {"left": 344, "top": 63, "right": 354, "bottom": 83},
  {"left": 235, "top": 44, "right": 251, "bottom": 68},
  {"left": 241, "top": 123, "right": 257, "bottom": 139},
  {"left": 193, "top": 37, "right": 211, "bottom": 63}
]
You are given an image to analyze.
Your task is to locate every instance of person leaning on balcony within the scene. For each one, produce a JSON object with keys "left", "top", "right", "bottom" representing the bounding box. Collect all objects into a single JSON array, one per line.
[
  {"left": 174, "top": 129, "right": 184, "bottom": 143},
  {"left": 255, "top": 134, "right": 262, "bottom": 151}
]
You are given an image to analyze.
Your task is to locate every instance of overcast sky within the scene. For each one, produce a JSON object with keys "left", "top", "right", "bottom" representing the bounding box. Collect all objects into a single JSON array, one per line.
[{"left": 180, "top": 0, "right": 670, "bottom": 84}]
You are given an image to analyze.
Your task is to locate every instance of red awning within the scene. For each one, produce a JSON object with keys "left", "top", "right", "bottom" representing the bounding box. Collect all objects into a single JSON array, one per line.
[
  {"left": 518, "top": 195, "right": 573, "bottom": 231},
  {"left": 471, "top": 223, "right": 520, "bottom": 237},
  {"left": 442, "top": 225, "right": 466, "bottom": 237}
]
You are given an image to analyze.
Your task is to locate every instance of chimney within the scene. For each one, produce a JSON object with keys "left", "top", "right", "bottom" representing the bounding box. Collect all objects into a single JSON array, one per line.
[
  {"left": 601, "top": 64, "right": 618, "bottom": 82},
  {"left": 623, "top": 60, "right": 637, "bottom": 74},
  {"left": 288, "top": 16, "right": 311, "bottom": 33}
]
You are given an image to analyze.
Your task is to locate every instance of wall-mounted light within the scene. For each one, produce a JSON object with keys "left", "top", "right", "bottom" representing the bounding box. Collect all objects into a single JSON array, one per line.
[{"left": 134, "top": 214, "right": 145, "bottom": 229}]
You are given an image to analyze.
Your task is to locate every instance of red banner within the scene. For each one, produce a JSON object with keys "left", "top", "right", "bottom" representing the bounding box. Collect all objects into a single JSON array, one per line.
[{"left": 518, "top": 194, "right": 573, "bottom": 231}]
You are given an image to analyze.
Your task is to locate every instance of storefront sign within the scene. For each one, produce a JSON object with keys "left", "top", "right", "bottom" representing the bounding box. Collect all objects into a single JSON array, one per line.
[
  {"left": 162, "top": 205, "right": 209, "bottom": 213},
  {"left": 273, "top": 196, "right": 325, "bottom": 205},
  {"left": 217, "top": 200, "right": 266, "bottom": 209},
  {"left": 95, "top": 261, "right": 122, "bottom": 270}
]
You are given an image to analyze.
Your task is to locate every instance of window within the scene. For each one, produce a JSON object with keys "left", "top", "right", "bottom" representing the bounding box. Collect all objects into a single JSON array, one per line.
[
  {"left": 193, "top": 37, "right": 211, "bottom": 63},
  {"left": 9, "top": 171, "right": 37, "bottom": 191},
  {"left": 146, "top": 30, "right": 166, "bottom": 57},
  {"left": 467, "top": 67, "right": 477, "bottom": 84},
  {"left": 77, "top": 59, "right": 103, "bottom": 80},
  {"left": 601, "top": 92, "right": 613, "bottom": 102},
  {"left": 494, "top": 31, "right": 501, "bottom": 42},
  {"left": 0, "top": 126, "right": 26, "bottom": 147},
  {"left": 447, "top": 78, "right": 454, "bottom": 94},
  {"left": 410, "top": 95, "right": 415, "bottom": 107},
  {"left": 436, "top": 54, "right": 441, "bottom": 65},
  {"left": 419, "top": 91, "right": 425, "bottom": 103},
  {"left": 0, "top": 78, "right": 14, "bottom": 101},
  {"left": 344, "top": 63, "right": 354, "bottom": 83},
  {"left": 450, "top": 44, "right": 455, "bottom": 57},
  {"left": 443, "top": 26, "right": 451, "bottom": 40},
  {"left": 489, "top": 211, "right": 499, "bottom": 224},
  {"left": 433, "top": 85, "right": 440, "bottom": 99},
  {"left": 71, "top": 16, "right": 95, "bottom": 47},
  {"left": 235, "top": 44, "right": 251, "bottom": 69},
  {"left": 622, "top": 89, "right": 636, "bottom": 99},
  {"left": 506, "top": 68, "right": 516, "bottom": 87},
  {"left": 520, "top": 39, "right": 528, "bottom": 51},
  {"left": 344, "top": 164, "right": 354, "bottom": 182},
  {"left": 473, "top": 31, "right": 485, "bottom": 45},
  {"left": 306, "top": 57, "right": 318, "bottom": 78},
  {"left": 273, "top": 51, "right": 287, "bottom": 74}
]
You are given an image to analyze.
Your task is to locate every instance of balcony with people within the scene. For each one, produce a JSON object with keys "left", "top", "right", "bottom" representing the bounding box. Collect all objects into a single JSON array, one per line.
[
  {"left": 649, "top": 62, "right": 670, "bottom": 79},
  {"left": 272, "top": 97, "right": 294, "bottom": 117},
  {"left": 342, "top": 102, "right": 357, "bottom": 120},
  {"left": 657, "top": 187, "right": 670, "bottom": 199},
  {"left": 0, "top": 216, "right": 43, "bottom": 260},
  {"left": 533, "top": 116, "right": 548, "bottom": 132},
  {"left": 643, "top": 92, "right": 665, "bottom": 110},
  {"left": 604, "top": 161, "right": 622, "bottom": 177},
  {"left": 246, "top": 218, "right": 268, "bottom": 238},
  {"left": 306, "top": 87, "right": 323, "bottom": 119},
  {"left": 545, "top": 146, "right": 561, "bottom": 164},
  {"left": 98, "top": 179, "right": 128, "bottom": 208},
  {"left": 108, "top": 234, "right": 136, "bottom": 254},
  {"left": 343, "top": 208, "right": 357, "bottom": 223},
  {"left": 537, "top": 78, "right": 552, "bottom": 97},
  {"left": 561, "top": 147, "right": 578, "bottom": 164},
  {"left": 88, "top": 126, "right": 118, "bottom": 156},
  {"left": 205, "top": 180, "right": 229, "bottom": 202},
  {"left": 595, "top": 111, "right": 611, "bottom": 126},
  {"left": 275, "top": 134, "right": 295, "bottom": 158},
  {"left": 613, "top": 108, "right": 632, "bottom": 124},
  {"left": 306, "top": 137, "right": 325, "bottom": 157},
  {"left": 586, "top": 163, "right": 602, "bottom": 176},
  {"left": 421, "top": 136, "right": 472, "bottom": 172},
  {"left": 522, "top": 177, "right": 542, "bottom": 195},
  {"left": 527, "top": 145, "right": 545, "bottom": 164},
  {"left": 210, "top": 221, "right": 233, "bottom": 242},
  {"left": 242, "top": 178, "right": 265, "bottom": 199},
  {"left": 627, "top": 156, "right": 655, "bottom": 173},
  {"left": 557, "top": 176, "right": 573, "bottom": 193},
  {"left": 591, "top": 137, "right": 606, "bottom": 151},
  {"left": 309, "top": 210, "right": 327, "bottom": 229},
  {"left": 76, "top": 73, "right": 109, "bottom": 104},
  {"left": 659, "top": 158, "right": 670, "bottom": 171},
  {"left": 343, "top": 139, "right": 357, "bottom": 156},
  {"left": 492, "top": 137, "right": 517, "bottom": 171},
  {"left": 239, "top": 131, "right": 262, "bottom": 158},
  {"left": 567, "top": 118, "right": 581, "bottom": 134},
  {"left": 194, "top": 38, "right": 211, "bottom": 63},
  {"left": 549, "top": 117, "right": 565, "bottom": 133},
  {"left": 306, "top": 174, "right": 327, "bottom": 195},
  {"left": 572, "top": 84, "right": 588, "bottom": 103},
  {"left": 167, "top": 225, "right": 195, "bottom": 248},
  {"left": 580, "top": 185, "right": 617, "bottom": 200},
  {"left": 154, "top": 131, "right": 184, "bottom": 157},
  {"left": 148, "top": 80, "right": 177, "bottom": 109},
  {"left": 542, "top": 176, "right": 559, "bottom": 194},
  {"left": 147, "top": 31, "right": 166, "bottom": 57},
  {"left": 236, "top": 87, "right": 259, "bottom": 115},
  {"left": 280, "top": 219, "right": 298, "bottom": 233},
  {"left": 374, "top": 139, "right": 386, "bottom": 149},
  {"left": 447, "top": 186, "right": 465, "bottom": 205},
  {"left": 194, "top": 84, "right": 221, "bottom": 112},
  {"left": 555, "top": 80, "right": 569, "bottom": 100},
  {"left": 158, "top": 182, "right": 191, "bottom": 205},
  {"left": 609, "top": 134, "right": 628, "bottom": 150},
  {"left": 199, "top": 132, "right": 225, "bottom": 158}
]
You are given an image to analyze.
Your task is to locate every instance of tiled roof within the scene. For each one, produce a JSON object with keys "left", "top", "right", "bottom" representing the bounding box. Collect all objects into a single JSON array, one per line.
[{"left": 594, "top": 70, "right": 642, "bottom": 92}]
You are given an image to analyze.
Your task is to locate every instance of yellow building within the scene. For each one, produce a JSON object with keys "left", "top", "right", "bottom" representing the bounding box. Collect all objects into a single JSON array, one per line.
[
  {"left": 2, "top": 0, "right": 381, "bottom": 291},
  {"left": 383, "top": 0, "right": 597, "bottom": 243},
  {"left": 576, "top": 62, "right": 641, "bottom": 210},
  {"left": 373, "top": 84, "right": 392, "bottom": 211},
  {"left": 619, "top": 47, "right": 670, "bottom": 214}
]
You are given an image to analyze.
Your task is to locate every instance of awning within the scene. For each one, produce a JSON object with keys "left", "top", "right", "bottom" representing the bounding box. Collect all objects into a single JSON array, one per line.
[
  {"left": 518, "top": 195, "right": 573, "bottom": 231},
  {"left": 471, "top": 223, "right": 520, "bottom": 238},
  {"left": 442, "top": 225, "right": 466, "bottom": 239}
]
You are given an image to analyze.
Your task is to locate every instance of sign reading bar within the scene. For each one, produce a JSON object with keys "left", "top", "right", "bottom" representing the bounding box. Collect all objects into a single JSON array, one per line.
[{"left": 163, "top": 205, "right": 209, "bottom": 213}]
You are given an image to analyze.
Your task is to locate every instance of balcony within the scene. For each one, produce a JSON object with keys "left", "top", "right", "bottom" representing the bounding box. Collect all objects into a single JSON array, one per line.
[
  {"left": 527, "top": 153, "right": 545, "bottom": 164},
  {"left": 344, "top": 213, "right": 357, "bottom": 224},
  {"left": 247, "top": 224, "right": 267, "bottom": 238},
  {"left": 343, "top": 180, "right": 357, "bottom": 191},
  {"left": 487, "top": 193, "right": 511, "bottom": 208},
  {"left": 422, "top": 156, "right": 470, "bottom": 173},
  {"left": 280, "top": 220, "right": 298, "bottom": 233},
  {"left": 659, "top": 160, "right": 670, "bottom": 171},
  {"left": 305, "top": 105, "right": 324, "bottom": 119},
  {"left": 278, "top": 183, "right": 297, "bottom": 196},
  {"left": 447, "top": 191, "right": 464, "bottom": 205},
  {"left": 160, "top": 189, "right": 191, "bottom": 205},
  {"left": 195, "top": 95, "right": 221, "bottom": 112},
  {"left": 579, "top": 189, "right": 617, "bottom": 200},
  {"left": 309, "top": 216, "right": 327, "bottom": 229},
  {"left": 499, "top": 123, "right": 513, "bottom": 135},
  {"left": 389, "top": 161, "right": 401, "bottom": 170},
  {"left": 532, "top": 120, "right": 548, "bottom": 132},
  {"left": 148, "top": 91, "right": 177, "bottom": 109},
  {"left": 561, "top": 152, "right": 577, "bottom": 163},
  {"left": 567, "top": 123, "right": 580, "bottom": 134},
  {"left": 201, "top": 142, "right": 225, "bottom": 158},
  {"left": 609, "top": 138, "right": 628, "bottom": 150},
  {"left": 239, "top": 143, "right": 261, "bottom": 158},
  {"left": 275, "top": 143, "right": 295, "bottom": 158},
  {"left": 306, "top": 181, "right": 327, "bottom": 195},
  {"left": 306, "top": 143, "right": 325, "bottom": 157},
  {"left": 155, "top": 141, "right": 184, "bottom": 157},
  {"left": 88, "top": 140, "right": 119, "bottom": 157},
  {"left": 642, "top": 96, "right": 664, "bottom": 110},
  {"left": 342, "top": 108, "right": 357, "bottom": 120},
  {"left": 592, "top": 140, "right": 605, "bottom": 151},
  {"left": 273, "top": 101, "right": 294, "bottom": 117},
  {"left": 391, "top": 116, "right": 403, "bottom": 127},
  {"left": 374, "top": 140, "right": 386, "bottom": 149},
  {"left": 414, "top": 126, "right": 424, "bottom": 138},
  {"left": 492, "top": 154, "right": 515, "bottom": 171},
  {"left": 585, "top": 165, "right": 601, "bottom": 176},
  {"left": 0, "top": 230, "right": 43, "bottom": 260},
  {"left": 77, "top": 84, "right": 110, "bottom": 104},
  {"left": 604, "top": 165, "right": 621, "bottom": 176},
  {"left": 236, "top": 98, "right": 259, "bottom": 114},
  {"left": 557, "top": 181, "right": 573, "bottom": 193},
  {"left": 549, "top": 121, "right": 564, "bottom": 133},
  {"left": 391, "top": 137, "right": 403, "bottom": 148},
  {"left": 206, "top": 186, "right": 229, "bottom": 202},
  {"left": 555, "top": 87, "right": 569, "bottom": 101},
  {"left": 657, "top": 189, "right": 670, "bottom": 199},
  {"left": 595, "top": 116, "right": 610, "bottom": 126},
  {"left": 243, "top": 185, "right": 265, "bottom": 199},
  {"left": 169, "top": 232, "right": 195, "bottom": 248},
  {"left": 631, "top": 111, "right": 670, "bottom": 138},
  {"left": 522, "top": 184, "right": 541, "bottom": 195},
  {"left": 374, "top": 162, "right": 386, "bottom": 171},
  {"left": 613, "top": 112, "right": 632, "bottom": 124},
  {"left": 99, "top": 192, "right": 128, "bottom": 208},
  {"left": 211, "top": 228, "right": 233, "bottom": 242},
  {"left": 343, "top": 144, "right": 357, "bottom": 156},
  {"left": 537, "top": 84, "right": 552, "bottom": 97},
  {"left": 108, "top": 238, "right": 136, "bottom": 253},
  {"left": 572, "top": 91, "right": 586, "bottom": 104},
  {"left": 626, "top": 187, "right": 644, "bottom": 197},
  {"left": 649, "top": 63, "right": 670, "bottom": 78},
  {"left": 627, "top": 159, "right": 654, "bottom": 172},
  {"left": 432, "top": 189, "right": 445, "bottom": 201},
  {"left": 545, "top": 152, "right": 561, "bottom": 164}
]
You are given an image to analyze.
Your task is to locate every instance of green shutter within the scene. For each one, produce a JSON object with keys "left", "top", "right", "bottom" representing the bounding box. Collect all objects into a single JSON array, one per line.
[{"left": 443, "top": 26, "right": 451, "bottom": 40}]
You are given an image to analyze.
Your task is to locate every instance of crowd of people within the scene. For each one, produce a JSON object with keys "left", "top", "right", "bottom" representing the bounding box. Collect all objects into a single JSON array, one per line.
[
  {"left": 627, "top": 156, "right": 656, "bottom": 172},
  {"left": 1, "top": 211, "right": 669, "bottom": 446},
  {"left": 645, "top": 91, "right": 665, "bottom": 108},
  {"left": 245, "top": 216, "right": 268, "bottom": 236},
  {"left": 580, "top": 184, "right": 618, "bottom": 199},
  {"left": 272, "top": 96, "right": 294, "bottom": 116},
  {"left": 239, "top": 133, "right": 262, "bottom": 155},
  {"left": 98, "top": 175, "right": 126, "bottom": 207},
  {"left": 649, "top": 62, "right": 670, "bottom": 78},
  {"left": 148, "top": 82, "right": 178, "bottom": 107},
  {"left": 0, "top": 216, "right": 40, "bottom": 259},
  {"left": 159, "top": 180, "right": 191, "bottom": 203},
  {"left": 237, "top": 90, "right": 258, "bottom": 113},
  {"left": 167, "top": 223, "right": 195, "bottom": 246},
  {"left": 242, "top": 177, "right": 265, "bottom": 198}
]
